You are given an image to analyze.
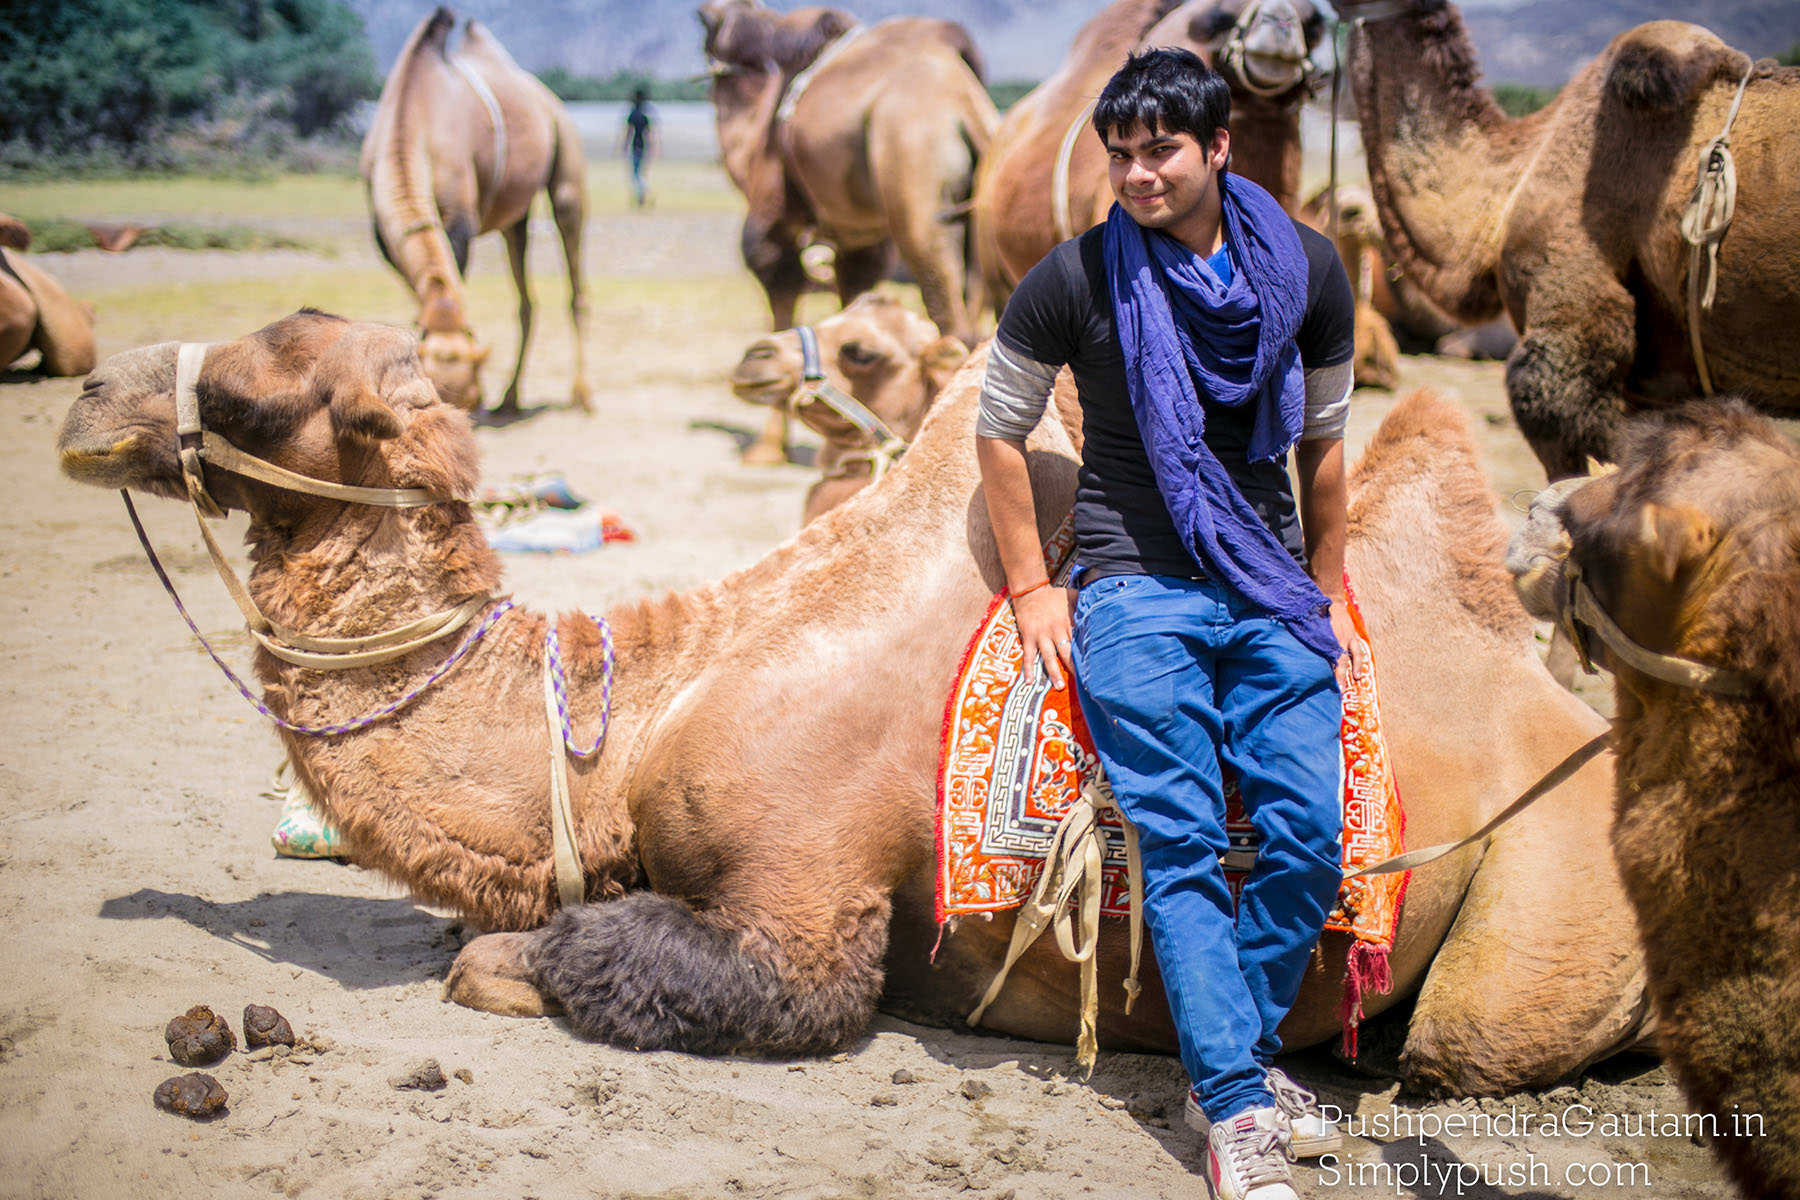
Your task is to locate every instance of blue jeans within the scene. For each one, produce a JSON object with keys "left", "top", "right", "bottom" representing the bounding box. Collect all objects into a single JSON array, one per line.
[{"left": 1072, "top": 574, "right": 1343, "bottom": 1123}]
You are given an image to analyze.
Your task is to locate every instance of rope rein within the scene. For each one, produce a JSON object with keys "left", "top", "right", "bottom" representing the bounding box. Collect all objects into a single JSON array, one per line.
[
  {"left": 790, "top": 324, "right": 909, "bottom": 477},
  {"left": 1680, "top": 62, "right": 1755, "bottom": 396}
]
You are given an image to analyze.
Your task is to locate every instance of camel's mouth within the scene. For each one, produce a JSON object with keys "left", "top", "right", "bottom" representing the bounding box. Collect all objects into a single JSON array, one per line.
[
  {"left": 58, "top": 433, "right": 147, "bottom": 487},
  {"left": 729, "top": 371, "right": 797, "bottom": 408},
  {"left": 1237, "top": 51, "right": 1308, "bottom": 94}
]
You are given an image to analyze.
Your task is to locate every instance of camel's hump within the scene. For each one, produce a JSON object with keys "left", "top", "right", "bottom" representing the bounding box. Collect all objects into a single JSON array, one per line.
[{"left": 1602, "top": 21, "right": 1751, "bottom": 112}]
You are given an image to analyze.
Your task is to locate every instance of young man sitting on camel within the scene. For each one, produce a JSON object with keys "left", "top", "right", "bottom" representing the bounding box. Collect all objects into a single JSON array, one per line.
[{"left": 974, "top": 49, "right": 1358, "bottom": 1200}]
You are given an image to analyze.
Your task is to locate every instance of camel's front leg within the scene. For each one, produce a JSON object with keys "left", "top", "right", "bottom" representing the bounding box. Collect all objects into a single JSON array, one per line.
[
  {"left": 497, "top": 217, "right": 534, "bottom": 414},
  {"left": 1504, "top": 281, "right": 1636, "bottom": 479},
  {"left": 526, "top": 890, "right": 891, "bottom": 1056},
  {"left": 444, "top": 931, "right": 562, "bottom": 1017}
]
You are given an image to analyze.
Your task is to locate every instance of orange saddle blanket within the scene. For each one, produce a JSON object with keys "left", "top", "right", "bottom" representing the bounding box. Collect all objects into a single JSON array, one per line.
[{"left": 935, "top": 578, "right": 1409, "bottom": 1045}]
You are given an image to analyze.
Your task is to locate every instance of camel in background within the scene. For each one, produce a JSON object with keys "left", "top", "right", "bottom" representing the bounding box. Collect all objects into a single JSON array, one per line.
[
  {"left": 1508, "top": 400, "right": 1800, "bottom": 1198},
  {"left": 0, "top": 218, "right": 96, "bottom": 378},
  {"left": 728, "top": 293, "right": 970, "bottom": 523},
  {"left": 59, "top": 310, "right": 1646, "bottom": 1095},
  {"left": 701, "top": 0, "right": 998, "bottom": 465},
  {"left": 361, "top": 7, "right": 589, "bottom": 416},
  {"left": 973, "top": 0, "right": 1324, "bottom": 310},
  {"left": 1336, "top": 0, "right": 1800, "bottom": 478},
  {"left": 1297, "top": 184, "right": 1400, "bottom": 390}
]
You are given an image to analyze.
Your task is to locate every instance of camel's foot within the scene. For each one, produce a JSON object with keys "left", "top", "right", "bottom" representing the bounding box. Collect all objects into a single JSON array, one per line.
[
  {"left": 740, "top": 438, "right": 790, "bottom": 467},
  {"left": 442, "top": 932, "right": 561, "bottom": 1018},
  {"left": 570, "top": 380, "right": 593, "bottom": 414}
]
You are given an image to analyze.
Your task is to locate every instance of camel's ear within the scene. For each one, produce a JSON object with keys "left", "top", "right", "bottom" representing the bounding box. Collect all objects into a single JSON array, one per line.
[
  {"left": 473, "top": 344, "right": 492, "bottom": 367},
  {"left": 1635, "top": 502, "right": 1717, "bottom": 584},
  {"left": 330, "top": 388, "right": 405, "bottom": 443},
  {"left": 920, "top": 336, "right": 969, "bottom": 398}
]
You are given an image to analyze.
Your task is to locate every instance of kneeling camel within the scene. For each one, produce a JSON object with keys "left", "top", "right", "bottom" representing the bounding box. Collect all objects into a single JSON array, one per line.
[
  {"left": 59, "top": 311, "right": 1644, "bottom": 1094},
  {"left": 1509, "top": 400, "right": 1800, "bottom": 1198}
]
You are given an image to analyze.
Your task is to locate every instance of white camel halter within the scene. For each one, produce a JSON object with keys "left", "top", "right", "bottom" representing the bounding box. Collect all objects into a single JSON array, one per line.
[
  {"left": 168, "top": 342, "right": 492, "bottom": 671},
  {"left": 1215, "top": 0, "right": 1316, "bottom": 99},
  {"left": 791, "top": 324, "right": 909, "bottom": 479}
]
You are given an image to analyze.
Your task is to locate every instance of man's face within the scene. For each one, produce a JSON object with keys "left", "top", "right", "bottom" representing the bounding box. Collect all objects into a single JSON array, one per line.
[{"left": 1105, "top": 124, "right": 1230, "bottom": 239}]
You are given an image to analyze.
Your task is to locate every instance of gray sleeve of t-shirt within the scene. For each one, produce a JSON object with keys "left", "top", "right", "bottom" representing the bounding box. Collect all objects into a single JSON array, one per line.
[
  {"left": 1301, "top": 361, "right": 1353, "bottom": 441},
  {"left": 976, "top": 338, "right": 1061, "bottom": 441}
]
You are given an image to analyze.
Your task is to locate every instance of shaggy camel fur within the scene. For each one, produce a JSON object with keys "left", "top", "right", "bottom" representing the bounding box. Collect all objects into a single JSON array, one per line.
[
  {"left": 1338, "top": 0, "right": 1800, "bottom": 479},
  {"left": 1508, "top": 400, "right": 1800, "bottom": 1199},
  {"left": 0, "top": 244, "right": 96, "bottom": 378},
  {"left": 700, "top": 0, "right": 998, "bottom": 466},
  {"left": 729, "top": 293, "right": 969, "bottom": 522},
  {"left": 59, "top": 311, "right": 1646, "bottom": 1093},
  {"left": 972, "top": 0, "right": 1323, "bottom": 309},
  {"left": 361, "top": 8, "right": 589, "bottom": 415}
]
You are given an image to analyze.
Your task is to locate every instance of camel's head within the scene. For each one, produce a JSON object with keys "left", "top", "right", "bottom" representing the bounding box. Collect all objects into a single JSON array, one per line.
[
  {"left": 1143, "top": 0, "right": 1324, "bottom": 103},
  {"left": 417, "top": 326, "right": 490, "bottom": 414},
  {"left": 1300, "top": 183, "right": 1384, "bottom": 250},
  {"left": 729, "top": 293, "right": 968, "bottom": 447},
  {"left": 699, "top": 0, "right": 852, "bottom": 75},
  {"left": 1507, "top": 400, "right": 1800, "bottom": 721},
  {"left": 58, "top": 310, "right": 480, "bottom": 518}
]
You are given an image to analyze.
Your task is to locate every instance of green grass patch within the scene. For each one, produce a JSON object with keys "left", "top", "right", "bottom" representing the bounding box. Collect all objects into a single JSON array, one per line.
[{"left": 22, "top": 216, "right": 319, "bottom": 254}]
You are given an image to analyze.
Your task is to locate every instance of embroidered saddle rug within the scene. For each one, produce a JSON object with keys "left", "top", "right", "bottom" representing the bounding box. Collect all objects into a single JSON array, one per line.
[{"left": 935, "top": 575, "right": 1409, "bottom": 1052}]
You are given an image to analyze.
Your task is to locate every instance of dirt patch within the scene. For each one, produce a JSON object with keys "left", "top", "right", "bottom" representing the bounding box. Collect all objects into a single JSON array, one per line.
[{"left": 0, "top": 177, "right": 1723, "bottom": 1198}]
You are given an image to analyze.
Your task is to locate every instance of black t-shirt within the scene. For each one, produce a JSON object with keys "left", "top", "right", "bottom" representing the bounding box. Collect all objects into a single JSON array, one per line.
[{"left": 995, "top": 219, "right": 1354, "bottom": 579}]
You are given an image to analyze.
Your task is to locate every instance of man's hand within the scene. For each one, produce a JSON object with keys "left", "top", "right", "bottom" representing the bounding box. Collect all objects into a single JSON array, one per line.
[
  {"left": 1328, "top": 599, "right": 1367, "bottom": 691},
  {"left": 1014, "top": 584, "right": 1075, "bottom": 691}
]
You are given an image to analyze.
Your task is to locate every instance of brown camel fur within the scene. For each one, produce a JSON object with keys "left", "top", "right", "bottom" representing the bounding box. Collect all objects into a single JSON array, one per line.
[
  {"left": 1507, "top": 400, "right": 1800, "bottom": 1198},
  {"left": 701, "top": 0, "right": 998, "bottom": 466},
  {"left": 1298, "top": 184, "right": 1400, "bottom": 390},
  {"left": 972, "top": 0, "right": 1323, "bottom": 310},
  {"left": 729, "top": 293, "right": 969, "bottom": 522},
  {"left": 0, "top": 245, "right": 96, "bottom": 378},
  {"left": 1339, "top": 0, "right": 1800, "bottom": 479},
  {"left": 58, "top": 311, "right": 1645, "bottom": 1093},
  {"left": 360, "top": 7, "right": 589, "bottom": 415}
]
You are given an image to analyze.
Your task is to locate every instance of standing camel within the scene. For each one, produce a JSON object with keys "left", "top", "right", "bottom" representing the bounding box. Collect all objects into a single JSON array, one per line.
[
  {"left": 1508, "top": 400, "right": 1800, "bottom": 1199},
  {"left": 700, "top": 0, "right": 998, "bottom": 464},
  {"left": 1334, "top": 0, "right": 1800, "bottom": 478},
  {"left": 58, "top": 311, "right": 1646, "bottom": 1096},
  {"left": 361, "top": 7, "right": 590, "bottom": 416},
  {"left": 972, "top": 0, "right": 1323, "bottom": 310}
]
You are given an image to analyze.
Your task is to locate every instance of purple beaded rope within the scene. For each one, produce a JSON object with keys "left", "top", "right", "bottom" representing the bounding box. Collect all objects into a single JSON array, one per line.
[
  {"left": 546, "top": 614, "right": 614, "bottom": 756},
  {"left": 123, "top": 490, "right": 516, "bottom": 737}
]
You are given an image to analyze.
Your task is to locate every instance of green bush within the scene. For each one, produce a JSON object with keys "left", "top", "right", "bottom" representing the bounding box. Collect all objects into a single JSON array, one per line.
[
  {"left": 21, "top": 216, "right": 316, "bottom": 254},
  {"left": 0, "top": 0, "right": 378, "bottom": 168},
  {"left": 537, "top": 69, "right": 709, "bottom": 103},
  {"left": 988, "top": 81, "right": 1039, "bottom": 111},
  {"left": 1778, "top": 42, "right": 1800, "bottom": 67},
  {"left": 1491, "top": 82, "right": 1558, "bottom": 117}
]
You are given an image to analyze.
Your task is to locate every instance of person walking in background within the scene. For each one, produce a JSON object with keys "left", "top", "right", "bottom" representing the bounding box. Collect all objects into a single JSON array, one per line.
[{"left": 618, "top": 87, "right": 658, "bottom": 208}]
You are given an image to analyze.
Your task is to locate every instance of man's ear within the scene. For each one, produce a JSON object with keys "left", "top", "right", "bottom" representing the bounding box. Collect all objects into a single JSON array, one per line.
[
  {"left": 473, "top": 344, "right": 492, "bottom": 367},
  {"left": 1209, "top": 128, "right": 1231, "bottom": 171}
]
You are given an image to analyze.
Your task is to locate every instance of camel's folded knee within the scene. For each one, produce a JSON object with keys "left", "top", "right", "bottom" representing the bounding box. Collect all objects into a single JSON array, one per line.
[{"left": 529, "top": 891, "right": 886, "bottom": 1057}]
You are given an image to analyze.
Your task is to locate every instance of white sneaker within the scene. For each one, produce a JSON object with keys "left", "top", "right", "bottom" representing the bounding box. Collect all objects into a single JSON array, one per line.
[
  {"left": 1184, "top": 1069, "right": 1342, "bottom": 1161},
  {"left": 1266, "top": 1067, "right": 1343, "bottom": 1159},
  {"left": 1205, "top": 1105, "right": 1298, "bottom": 1200}
]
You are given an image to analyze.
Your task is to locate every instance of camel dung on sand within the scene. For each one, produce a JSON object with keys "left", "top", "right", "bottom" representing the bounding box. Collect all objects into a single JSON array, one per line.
[
  {"left": 360, "top": 7, "right": 590, "bottom": 416},
  {"left": 1335, "top": 0, "right": 1800, "bottom": 479},
  {"left": 0, "top": 236, "right": 96, "bottom": 378},
  {"left": 59, "top": 310, "right": 1646, "bottom": 1095},
  {"left": 728, "top": 292, "right": 970, "bottom": 523},
  {"left": 700, "top": 0, "right": 998, "bottom": 467},
  {"left": 972, "top": 0, "right": 1324, "bottom": 310},
  {"left": 1507, "top": 399, "right": 1800, "bottom": 1199}
]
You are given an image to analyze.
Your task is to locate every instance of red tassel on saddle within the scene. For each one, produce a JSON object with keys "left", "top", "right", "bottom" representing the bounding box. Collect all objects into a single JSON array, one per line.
[{"left": 1337, "top": 940, "right": 1394, "bottom": 1059}]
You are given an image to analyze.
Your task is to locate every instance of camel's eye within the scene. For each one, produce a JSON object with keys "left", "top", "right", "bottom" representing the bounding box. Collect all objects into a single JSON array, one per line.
[{"left": 839, "top": 341, "right": 883, "bottom": 369}]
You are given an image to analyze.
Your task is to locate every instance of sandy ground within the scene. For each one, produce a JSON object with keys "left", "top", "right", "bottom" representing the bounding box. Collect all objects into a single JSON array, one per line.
[{"left": 0, "top": 181, "right": 1738, "bottom": 1199}]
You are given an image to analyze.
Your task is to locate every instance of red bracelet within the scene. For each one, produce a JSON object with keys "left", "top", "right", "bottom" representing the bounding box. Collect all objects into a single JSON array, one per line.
[{"left": 1011, "top": 579, "right": 1052, "bottom": 600}]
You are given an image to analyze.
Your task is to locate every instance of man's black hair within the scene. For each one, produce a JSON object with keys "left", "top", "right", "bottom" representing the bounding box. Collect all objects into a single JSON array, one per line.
[{"left": 1092, "top": 48, "right": 1231, "bottom": 150}]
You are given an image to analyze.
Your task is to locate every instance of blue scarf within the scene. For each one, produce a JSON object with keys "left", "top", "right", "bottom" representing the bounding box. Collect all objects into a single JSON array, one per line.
[{"left": 1103, "top": 171, "right": 1337, "bottom": 663}]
